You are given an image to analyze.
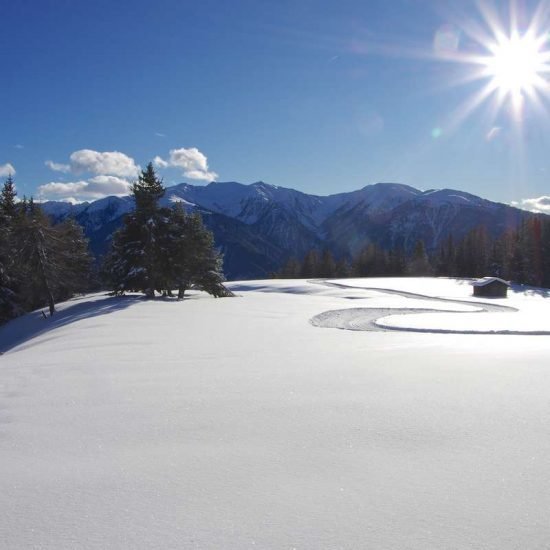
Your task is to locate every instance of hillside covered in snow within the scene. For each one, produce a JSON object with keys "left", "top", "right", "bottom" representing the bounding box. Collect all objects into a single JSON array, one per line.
[{"left": 2, "top": 277, "right": 550, "bottom": 549}]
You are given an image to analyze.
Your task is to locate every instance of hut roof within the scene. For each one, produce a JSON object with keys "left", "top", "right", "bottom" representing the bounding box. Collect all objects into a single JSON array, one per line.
[{"left": 471, "top": 277, "right": 511, "bottom": 288}]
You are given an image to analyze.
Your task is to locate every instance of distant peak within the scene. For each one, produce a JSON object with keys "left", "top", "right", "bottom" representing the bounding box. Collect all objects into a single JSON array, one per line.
[
  {"left": 253, "top": 181, "right": 280, "bottom": 191},
  {"left": 207, "top": 180, "right": 246, "bottom": 187},
  {"left": 361, "top": 182, "right": 418, "bottom": 192}
]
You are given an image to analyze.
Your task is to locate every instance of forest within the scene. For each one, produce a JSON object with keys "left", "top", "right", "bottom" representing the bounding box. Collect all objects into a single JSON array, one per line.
[
  {"left": 0, "top": 164, "right": 231, "bottom": 325},
  {"left": 277, "top": 219, "right": 550, "bottom": 286}
]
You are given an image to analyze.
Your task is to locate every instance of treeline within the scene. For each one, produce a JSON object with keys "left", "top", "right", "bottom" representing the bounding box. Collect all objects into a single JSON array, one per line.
[
  {"left": 434, "top": 221, "right": 550, "bottom": 286},
  {"left": 276, "top": 240, "right": 434, "bottom": 279},
  {"left": 0, "top": 175, "right": 92, "bottom": 323},
  {"left": 276, "top": 218, "right": 550, "bottom": 286},
  {"left": 0, "top": 165, "right": 232, "bottom": 325}
]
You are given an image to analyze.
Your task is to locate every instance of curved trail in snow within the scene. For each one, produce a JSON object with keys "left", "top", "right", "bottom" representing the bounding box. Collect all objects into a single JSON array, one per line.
[{"left": 309, "top": 280, "right": 550, "bottom": 335}]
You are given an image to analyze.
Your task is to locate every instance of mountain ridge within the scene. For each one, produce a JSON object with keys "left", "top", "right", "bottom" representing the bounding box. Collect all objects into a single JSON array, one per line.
[{"left": 41, "top": 181, "right": 539, "bottom": 279}]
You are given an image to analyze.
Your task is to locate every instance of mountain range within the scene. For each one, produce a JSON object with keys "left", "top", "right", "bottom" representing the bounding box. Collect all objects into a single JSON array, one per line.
[{"left": 42, "top": 181, "right": 536, "bottom": 279}]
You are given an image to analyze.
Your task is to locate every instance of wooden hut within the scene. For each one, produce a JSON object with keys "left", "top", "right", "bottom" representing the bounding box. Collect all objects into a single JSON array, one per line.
[{"left": 471, "top": 277, "right": 510, "bottom": 298}]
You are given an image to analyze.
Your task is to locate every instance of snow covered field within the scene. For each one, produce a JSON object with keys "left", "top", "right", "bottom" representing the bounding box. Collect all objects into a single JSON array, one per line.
[{"left": 2, "top": 278, "right": 550, "bottom": 549}]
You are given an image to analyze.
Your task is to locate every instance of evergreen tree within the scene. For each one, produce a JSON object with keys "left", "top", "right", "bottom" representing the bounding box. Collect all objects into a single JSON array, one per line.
[
  {"left": 0, "top": 174, "right": 17, "bottom": 220},
  {"left": 0, "top": 176, "right": 21, "bottom": 322},
  {"left": 106, "top": 163, "right": 169, "bottom": 297},
  {"left": 165, "top": 206, "right": 231, "bottom": 298},
  {"left": 407, "top": 240, "right": 432, "bottom": 276},
  {"left": 387, "top": 246, "right": 407, "bottom": 276},
  {"left": 103, "top": 214, "right": 148, "bottom": 294},
  {"left": 300, "top": 249, "right": 321, "bottom": 278},
  {"left": 18, "top": 205, "right": 92, "bottom": 316},
  {"left": 105, "top": 163, "right": 231, "bottom": 299},
  {"left": 435, "top": 235, "right": 455, "bottom": 276},
  {"left": 334, "top": 257, "right": 351, "bottom": 278},
  {"left": 132, "top": 162, "right": 165, "bottom": 215},
  {"left": 540, "top": 219, "right": 550, "bottom": 288},
  {"left": 319, "top": 249, "right": 337, "bottom": 278},
  {"left": 276, "top": 257, "right": 301, "bottom": 278},
  {"left": 352, "top": 243, "right": 388, "bottom": 277},
  {"left": 55, "top": 218, "right": 93, "bottom": 301}
]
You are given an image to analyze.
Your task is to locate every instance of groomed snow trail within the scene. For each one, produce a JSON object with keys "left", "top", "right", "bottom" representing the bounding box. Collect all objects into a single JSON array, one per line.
[{"left": 309, "top": 279, "right": 550, "bottom": 335}]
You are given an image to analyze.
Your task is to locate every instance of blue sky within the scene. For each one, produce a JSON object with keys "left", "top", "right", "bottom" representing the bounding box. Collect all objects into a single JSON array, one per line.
[{"left": 1, "top": 0, "right": 550, "bottom": 210}]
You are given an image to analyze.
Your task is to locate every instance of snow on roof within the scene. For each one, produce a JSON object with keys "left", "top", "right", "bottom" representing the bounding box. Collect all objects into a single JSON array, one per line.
[{"left": 471, "top": 277, "right": 510, "bottom": 287}]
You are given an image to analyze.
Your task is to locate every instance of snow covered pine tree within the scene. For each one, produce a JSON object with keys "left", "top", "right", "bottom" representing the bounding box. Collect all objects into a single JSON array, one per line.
[{"left": 105, "top": 163, "right": 232, "bottom": 299}]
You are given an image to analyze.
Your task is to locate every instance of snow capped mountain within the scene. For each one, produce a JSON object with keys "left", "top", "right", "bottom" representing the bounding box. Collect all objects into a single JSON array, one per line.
[
  {"left": 41, "top": 200, "right": 89, "bottom": 218},
  {"left": 43, "top": 181, "right": 538, "bottom": 279},
  {"left": 165, "top": 181, "right": 327, "bottom": 227},
  {"left": 416, "top": 188, "right": 498, "bottom": 209},
  {"left": 42, "top": 195, "right": 133, "bottom": 227}
]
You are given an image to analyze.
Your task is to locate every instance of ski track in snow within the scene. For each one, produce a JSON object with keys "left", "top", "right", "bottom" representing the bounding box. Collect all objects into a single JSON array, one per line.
[{"left": 308, "top": 280, "right": 550, "bottom": 335}]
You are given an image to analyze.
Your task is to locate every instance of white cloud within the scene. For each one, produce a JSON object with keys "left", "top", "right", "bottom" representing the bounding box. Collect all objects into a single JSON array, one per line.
[
  {"left": 511, "top": 196, "right": 550, "bottom": 214},
  {"left": 0, "top": 163, "right": 16, "bottom": 177},
  {"left": 87, "top": 175, "right": 132, "bottom": 195},
  {"left": 155, "top": 147, "right": 218, "bottom": 181},
  {"left": 45, "top": 149, "right": 140, "bottom": 178},
  {"left": 69, "top": 149, "right": 140, "bottom": 177},
  {"left": 45, "top": 160, "right": 71, "bottom": 173},
  {"left": 153, "top": 155, "right": 169, "bottom": 168},
  {"left": 38, "top": 175, "right": 131, "bottom": 202}
]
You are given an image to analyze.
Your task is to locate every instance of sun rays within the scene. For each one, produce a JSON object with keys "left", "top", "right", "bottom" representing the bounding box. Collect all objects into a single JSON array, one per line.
[{"left": 444, "top": 1, "right": 550, "bottom": 125}]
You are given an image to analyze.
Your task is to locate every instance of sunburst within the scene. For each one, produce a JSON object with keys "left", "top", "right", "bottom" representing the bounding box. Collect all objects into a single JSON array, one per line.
[
  {"left": 438, "top": 1, "right": 550, "bottom": 125},
  {"left": 481, "top": 29, "right": 550, "bottom": 113}
]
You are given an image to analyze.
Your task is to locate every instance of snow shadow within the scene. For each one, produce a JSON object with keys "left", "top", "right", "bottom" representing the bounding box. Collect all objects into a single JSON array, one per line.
[{"left": 0, "top": 294, "right": 144, "bottom": 354}]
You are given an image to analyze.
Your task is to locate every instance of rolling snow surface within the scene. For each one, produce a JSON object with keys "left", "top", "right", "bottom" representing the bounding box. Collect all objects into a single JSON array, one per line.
[{"left": 1, "top": 278, "right": 550, "bottom": 549}]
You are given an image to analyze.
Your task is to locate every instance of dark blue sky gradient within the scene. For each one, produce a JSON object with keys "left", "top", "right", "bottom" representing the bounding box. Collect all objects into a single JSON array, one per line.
[{"left": 2, "top": 0, "right": 549, "bottom": 204}]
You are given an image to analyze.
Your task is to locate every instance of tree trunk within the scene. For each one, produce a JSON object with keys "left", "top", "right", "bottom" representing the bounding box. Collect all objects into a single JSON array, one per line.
[{"left": 47, "top": 291, "right": 55, "bottom": 316}]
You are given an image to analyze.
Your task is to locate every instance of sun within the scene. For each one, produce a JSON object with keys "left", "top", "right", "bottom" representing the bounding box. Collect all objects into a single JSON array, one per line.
[
  {"left": 482, "top": 31, "right": 550, "bottom": 103},
  {"left": 432, "top": 2, "right": 550, "bottom": 125}
]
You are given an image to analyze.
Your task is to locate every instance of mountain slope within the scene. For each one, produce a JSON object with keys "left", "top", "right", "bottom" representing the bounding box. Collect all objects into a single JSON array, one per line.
[{"left": 42, "top": 181, "right": 538, "bottom": 279}]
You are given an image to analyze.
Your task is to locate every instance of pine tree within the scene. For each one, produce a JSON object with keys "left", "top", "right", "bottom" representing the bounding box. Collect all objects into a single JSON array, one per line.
[
  {"left": 300, "top": 249, "right": 320, "bottom": 278},
  {"left": 319, "top": 249, "right": 337, "bottom": 278},
  {"left": 106, "top": 163, "right": 169, "bottom": 297},
  {"left": 352, "top": 243, "right": 388, "bottom": 277},
  {"left": 541, "top": 219, "right": 550, "bottom": 288},
  {"left": 132, "top": 162, "right": 165, "bottom": 216},
  {"left": 276, "top": 257, "right": 301, "bottom": 278},
  {"left": 18, "top": 206, "right": 91, "bottom": 316},
  {"left": 0, "top": 174, "right": 17, "bottom": 220},
  {"left": 105, "top": 163, "right": 231, "bottom": 299},
  {"left": 54, "top": 218, "right": 93, "bottom": 301},
  {"left": 407, "top": 240, "right": 432, "bottom": 276},
  {"left": 435, "top": 235, "right": 455, "bottom": 276},
  {"left": 334, "top": 257, "right": 351, "bottom": 278},
  {"left": 0, "top": 176, "right": 21, "bottom": 322},
  {"left": 387, "top": 246, "right": 406, "bottom": 276},
  {"left": 165, "top": 206, "right": 231, "bottom": 299}
]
